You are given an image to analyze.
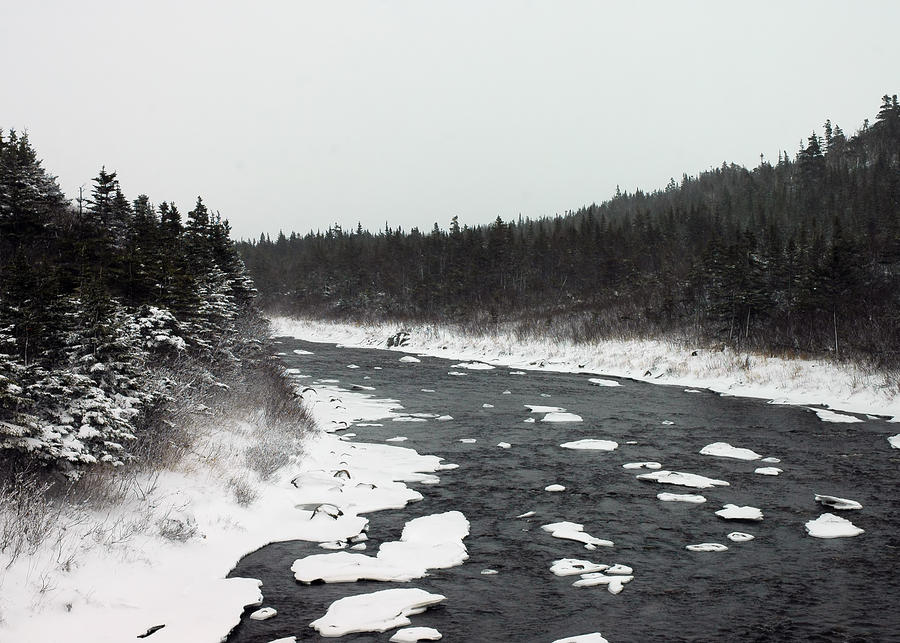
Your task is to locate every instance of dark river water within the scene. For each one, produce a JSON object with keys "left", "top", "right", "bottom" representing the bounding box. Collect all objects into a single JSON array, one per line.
[{"left": 227, "top": 338, "right": 900, "bottom": 643}]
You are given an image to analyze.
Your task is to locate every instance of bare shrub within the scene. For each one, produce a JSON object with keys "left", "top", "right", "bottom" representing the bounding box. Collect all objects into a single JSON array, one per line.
[
  {"left": 0, "top": 467, "right": 58, "bottom": 566},
  {"left": 157, "top": 509, "right": 198, "bottom": 542},
  {"left": 244, "top": 443, "right": 290, "bottom": 480},
  {"left": 228, "top": 476, "right": 259, "bottom": 507}
]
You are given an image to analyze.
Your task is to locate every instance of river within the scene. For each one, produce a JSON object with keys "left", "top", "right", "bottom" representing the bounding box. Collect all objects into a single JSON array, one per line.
[{"left": 226, "top": 337, "right": 900, "bottom": 642}]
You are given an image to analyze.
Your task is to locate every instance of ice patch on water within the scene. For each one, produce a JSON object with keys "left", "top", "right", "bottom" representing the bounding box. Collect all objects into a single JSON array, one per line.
[
  {"left": 249, "top": 607, "right": 277, "bottom": 620},
  {"left": 549, "top": 559, "right": 609, "bottom": 576},
  {"left": 551, "top": 633, "right": 609, "bottom": 643},
  {"left": 812, "top": 408, "right": 862, "bottom": 423},
  {"left": 524, "top": 417, "right": 536, "bottom": 423},
  {"left": 399, "top": 356, "right": 421, "bottom": 363},
  {"left": 293, "top": 349, "right": 314, "bottom": 355},
  {"left": 661, "top": 420, "right": 675, "bottom": 425},
  {"left": 637, "top": 470, "right": 729, "bottom": 489},
  {"left": 727, "top": 532, "right": 755, "bottom": 542},
  {"left": 451, "top": 362, "right": 494, "bottom": 370},
  {"left": 572, "top": 573, "right": 634, "bottom": 593},
  {"left": 347, "top": 364, "right": 360, "bottom": 369},
  {"left": 386, "top": 437, "right": 408, "bottom": 442},
  {"left": 525, "top": 404, "right": 565, "bottom": 413},
  {"left": 715, "top": 504, "right": 763, "bottom": 521},
  {"left": 509, "top": 371, "right": 526, "bottom": 375},
  {"left": 390, "top": 626, "right": 443, "bottom": 642},
  {"left": 545, "top": 484, "right": 566, "bottom": 492},
  {"left": 761, "top": 456, "right": 781, "bottom": 463},
  {"left": 393, "top": 416, "right": 428, "bottom": 423},
  {"left": 815, "top": 494, "right": 862, "bottom": 510},
  {"left": 541, "top": 521, "right": 613, "bottom": 548},
  {"left": 754, "top": 467, "right": 782, "bottom": 476},
  {"left": 459, "top": 438, "right": 477, "bottom": 443},
  {"left": 497, "top": 442, "right": 511, "bottom": 449},
  {"left": 686, "top": 543, "right": 728, "bottom": 552},
  {"left": 480, "top": 569, "right": 498, "bottom": 575},
  {"left": 588, "top": 378, "right": 620, "bottom": 387},
  {"left": 447, "top": 371, "right": 467, "bottom": 376},
  {"left": 482, "top": 403, "right": 494, "bottom": 408},
  {"left": 700, "top": 442, "right": 762, "bottom": 460},
  {"left": 516, "top": 511, "right": 535, "bottom": 518},
  {"left": 805, "top": 513, "right": 864, "bottom": 538},
  {"left": 436, "top": 415, "right": 453, "bottom": 421},
  {"left": 561, "top": 439, "right": 618, "bottom": 451},
  {"left": 657, "top": 492, "right": 706, "bottom": 503},
  {"left": 542, "top": 412, "right": 583, "bottom": 422},
  {"left": 623, "top": 461, "right": 662, "bottom": 470},
  {"left": 309, "top": 588, "right": 445, "bottom": 637},
  {"left": 889, "top": 434, "right": 900, "bottom": 448}
]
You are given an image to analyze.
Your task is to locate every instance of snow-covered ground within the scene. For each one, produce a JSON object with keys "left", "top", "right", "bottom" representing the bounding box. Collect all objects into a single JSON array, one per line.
[
  {"left": 0, "top": 375, "right": 457, "bottom": 641},
  {"left": 270, "top": 317, "right": 900, "bottom": 421}
]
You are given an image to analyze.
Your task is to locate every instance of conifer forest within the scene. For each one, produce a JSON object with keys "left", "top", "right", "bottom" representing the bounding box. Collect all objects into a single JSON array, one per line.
[{"left": 240, "top": 96, "right": 900, "bottom": 366}]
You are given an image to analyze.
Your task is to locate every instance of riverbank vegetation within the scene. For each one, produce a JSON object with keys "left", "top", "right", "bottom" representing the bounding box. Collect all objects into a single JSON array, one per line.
[{"left": 240, "top": 95, "right": 900, "bottom": 368}]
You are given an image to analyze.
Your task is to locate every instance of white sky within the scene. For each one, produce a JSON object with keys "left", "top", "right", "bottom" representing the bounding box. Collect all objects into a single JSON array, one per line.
[{"left": 2, "top": 1, "right": 897, "bottom": 240}]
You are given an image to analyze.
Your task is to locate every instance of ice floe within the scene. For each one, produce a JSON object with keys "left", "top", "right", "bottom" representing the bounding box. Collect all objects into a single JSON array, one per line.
[
  {"left": 451, "top": 362, "right": 494, "bottom": 370},
  {"left": 309, "top": 588, "right": 446, "bottom": 637},
  {"left": 552, "top": 634, "right": 609, "bottom": 643},
  {"left": 588, "top": 378, "right": 620, "bottom": 387},
  {"left": 351, "top": 384, "right": 375, "bottom": 391},
  {"left": 572, "top": 573, "right": 634, "bottom": 593},
  {"left": 436, "top": 415, "right": 453, "bottom": 421},
  {"left": 516, "top": 511, "right": 535, "bottom": 518},
  {"left": 459, "top": 438, "right": 477, "bottom": 443},
  {"left": 686, "top": 543, "right": 728, "bottom": 552},
  {"left": 684, "top": 389, "right": 702, "bottom": 393},
  {"left": 482, "top": 403, "right": 494, "bottom": 408},
  {"left": 249, "top": 607, "right": 277, "bottom": 620},
  {"left": 390, "top": 626, "right": 443, "bottom": 642},
  {"left": 386, "top": 437, "right": 408, "bottom": 442},
  {"left": 715, "top": 504, "right": 764, "bottom": 521},
  {"left": 636, "top": 470, "right": 729, "bottom": 489},
  {"left": 657, "top": 492, "right": 706, "bottom": 503},
  {"left": 525, "top": 404, "right": 565, "bottom": 413},
  {"left": 661, "top": 420, "right": 675, "bottom": 425},
  {"left": 545, "top": 484, "right": 566, "bottom": 492},
  {"left": 805, "top": 513, "right": 865, "bottom": 538},
  {"left": 727, "top": 532, "right": 755, "bottom": 542},
  {"left": 761, "top": 456, "right": 781, "bottom": 463},
  {"left": 549, "top": 558, "right": 609, "bottom": 576},
  {"left": 293, "top": 349, "right": 314, "bottom": 355},
  {"left": 812, "top": 408, "right": 863, "bottom": 423},
  {"left": 889, "top": 434, "right": 900, "bottom": 448},
  {"left": 542, "top": 412, "right": 584, "bottom": 422},
  {"left": 399, "top": 356, "right": 421, "bottom": 363},
  {"left": 541, "top": 521, "right": 613, "bottom": 548},
  {"left": 447, "top": 371, "right": 467, "bottom": 376},
  {"left": 700, "top": 442, "right": 762, "bottom": 460},
  {"left": 754, "top": 467, "right": 782, "bottom": 476},
  {"left": 561, "top": 439, "right": 618, "bottom": 451},
  {"left": 269, "top": 638, "right": 297, "bottom": 643},
  {"left": 523, "top": 417, "right": 536, "bottom": 423},
  {"left": 393, "top": 416, "right": 428, "bottom": 423},
  {"left": 497, "top": 442, "right": 511, "bottom": 449},
  {"left": 480, "top": 569, "right": 498, "bottom": 575},
  {"left": 347, "top": 364, "right": 360, "bottom": 369},
  {"left": 509, "top": 370, "right": 526, "bottom": 375},
  {"left": 623, "top": 461, "right": 662, "bottom": 470},
  {"left": 815, "top": 494, "right": 862, "bottom": 510}
]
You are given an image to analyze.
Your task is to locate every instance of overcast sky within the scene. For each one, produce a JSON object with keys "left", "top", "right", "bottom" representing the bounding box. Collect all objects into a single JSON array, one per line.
[{"left": 2, "top": 1, "right": 897, "bottom": 240}]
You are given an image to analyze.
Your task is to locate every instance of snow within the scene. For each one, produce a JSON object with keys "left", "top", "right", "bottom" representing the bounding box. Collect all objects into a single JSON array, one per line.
[
  {"left": 545, "top": 484, "right": 566, "bottom": 492},
  {"left": 699, "top": 442, "right": 762, "bottom": 460},
  {"left": 761, "top": 456, "right": 781, "bottom": 463},
  {"left": 561, "top": 439, "right": 619, "bottom": 451},
  {"left": 588, "top": 378, "right": 620, "bottom": 387},
  {"left": 814, "top": 494, "right": 863, "bottom": 510},
  {"left": 480, "top": 568, "right": 498, "bottom": 575},
  {"left": 270, "top": 317, "right": 900, "bottom": 420},
  {"left": 572, "top": 573, "right": 634, "bottom": 593},
  {"left": 686, "top": 543, "right": 728, "bottom": 552},
  {"left": 727, "top": 532, "right": 755, "bottom": 542},
  {"left": 754, "top": 467, "right": 782, "bottom": 475},
  {"left": 249, "top": 607, "right": 277, "bottom": 620},
  {"left": 542, "top": 412, "right": 583, "bottom": 422},
  {"left": 552, "top": 634, "right": 609, "bottom": 643},
  {"left": 399, "top": 355, "right": 421, "bottom": 363},
  {"left": 889, "top": 434, "right": 900, "bottom": 448},
  {"left": 386, "top": 436, "right": 408, "bottom": 442},
  {"left": 309, "top": 588, "right": 446, "bottom": 637},
  {"left": 623, "top": 461, "right": 662, "bottom": 469},
  {"left": 715, "top": 504, "right": 764, "bottom": 521},
  {"left": 812, "top": 408, "right": 863, "bottom": 423},
  {"left": 497, "top": 442, "right": 512, "bottom": 449},
  {"left": 390, "top": 626, "right": 443, "bottom": 641},
  {"left": 636, "top": 470, "right": 730, "bottom": 489},
  {"left": 541, "top": 521, "right": 614, "bottom": 548},
  {"left": 805, "top": 513, "right": 865, "bottom": 538},
  {"left": 657, "top": 492, "right": 706, "bottom": 503},
  {"left": 549, "top": 558, "right": 609, "bottom": 576}
]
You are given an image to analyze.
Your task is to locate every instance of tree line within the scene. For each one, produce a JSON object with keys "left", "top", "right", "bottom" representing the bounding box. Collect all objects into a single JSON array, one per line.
[
  {"left": 239, "top": 95, "right": 900, "bottom": 365},
  {"left": 0, "top": 131, "right": 259, "bottom": 477}
]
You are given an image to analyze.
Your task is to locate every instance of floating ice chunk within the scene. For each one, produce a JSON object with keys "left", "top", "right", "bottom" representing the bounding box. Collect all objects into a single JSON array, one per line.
[
  {"left": 269, "top": 638, "right": 297, "bottom": 643},
  {"left": 549, "top": 558, "right": 609, "bottom": 576},
  {"left": 754, "top": 467, "right": 782, "bottom": 476},
  {"left": 542, "top": 412, "right": 583, "bottom": 422},
  {"left": 393, "top": 416, "right": 427, "bottom": 423},
  {"left": 516, "top": 511, "right": 535, "bottom": 518},
  {"left": 700, "top": 442, "right": 762, "bottom": 460},
  {"left": 589, "top": 378, "right": 621, "bottom": 387},
  {"left": 319, "top": 541, "right": 348, "bottom": 550},
  {"left": 524, "top": 417, "right": 536, "bottom": 423},
  {"left": 561, "top": 439, "right": 618, "bottom": 451},
  {"left": 293, "top": 349, "right": 314, "bottom": 355},
  {"left": 541, "top": 521, "right": 613, "bottom": 548},
  {"left": 250, "top": 607, "right": 277, "bottom": 620},
  {"left": 436, "top": 415, "right": 453, "bottom": 421},
  {"left": 551, "top": 633, "right": 609, "bottom": 643},
  {"left": 310, "top": 588, "right": 446, "bottom": 637},
  {"left": 573, "top": 574, "right": 633, "bottom": 593},
  {"left": 525, "top": 405, "right": 565, "bottom": 413},
  {"left": 390, "top": 626, "right": 443, "bottom": 642},
  {"left": 889, "top": 434, "right": 900, "bottom": 449},
  {"left": 347, "top": 364, "right": 360, "bottom": 369},
  {"left": 451, "top": 362, "right": 494, "bottom": 370},
  {"left": 761, "top": 456, "right": 781, "bottom": 463},
  {"left": 481, "top": 569, "right": 499, "bottom": 575},
  {"left": 351, "top": 543, "right": 366, "bottom": 551},
  {"left": 637, "top": 470, "right": 729, "bottom": 489},
  {"left": 684, "top": 389, "right": 702, "bottom": 393},
  {"left": 482, "top": 403, "right": 494, "bottom": 408},
  {"left": 661, "top": 420, "right": 675, "bottom": 425},
  {"left": 686, "top": 543, "right": 728, "bottom": 552},
  {"left": 497, "top": 442, "right": 511, "bottom": 449},
  {"left": 623, "top": 461, "right": 662, "bottom": 470},
  {"left": 421, "top": 388, "right": 435, "bottom": 392},
  {"left": 715, "top": 504, "right": 763, "bottom": 521},
  {"left": 727, "top": 532, "right": 755, "bottom": 542},
  {"left": 657, "top": 492, "right": 706, "bottom": 503},
  {"left": 606, "top": 564, "right": 633, "bottom": 575},
  {"left": 399, "top": 356, "right": 421, "bottom": 363},
  {"left": 812, "top": 408, "right": 863, "bottom": 423},
  {"left": 815, "top": 494, "right": 862, "bottom": 510},
  {"left": 356, "top": 423, "right": 383, "bottom": 427},
  {"left": 459, "top": 438, "right": 477, "bottom": 443},
  {"left": 502, "top": 390, "right": 511, "bottom": 394},
  {"left": 447, "top": 371, "right": 467, "bottom": 376},
  {"left": 510, "top": 370, "right": 526, "bottom": 375},
  {"left": 805, "top": 513, "right": 864, "bottom": 538},
  {"left": 351, "top": 384, "right": 376, "bottom": 391},
  {"left": 386, "top": 437, "right": 408, "bottom": 442},
  {"left": 545, "top": 484, "right": 566, "bottom": 492}
]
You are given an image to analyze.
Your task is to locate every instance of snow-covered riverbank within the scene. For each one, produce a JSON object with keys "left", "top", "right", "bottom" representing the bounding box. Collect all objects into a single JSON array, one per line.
[{"left": 270, "top": 317, "right": 900, "bottom": 422}]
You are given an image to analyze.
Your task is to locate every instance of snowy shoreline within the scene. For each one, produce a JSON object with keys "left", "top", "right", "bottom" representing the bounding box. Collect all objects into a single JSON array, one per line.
[{"left": 270, "top": 317, "right": 900, "bottom": 421}]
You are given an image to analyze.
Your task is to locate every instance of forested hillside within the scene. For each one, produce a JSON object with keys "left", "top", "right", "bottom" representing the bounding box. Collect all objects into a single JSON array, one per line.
[
  {"left": 0, "top": 131, "right": 268, "bottom": 479},
  {"left": 240, "top": 95, "right": 900, "bottom": 365}
]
